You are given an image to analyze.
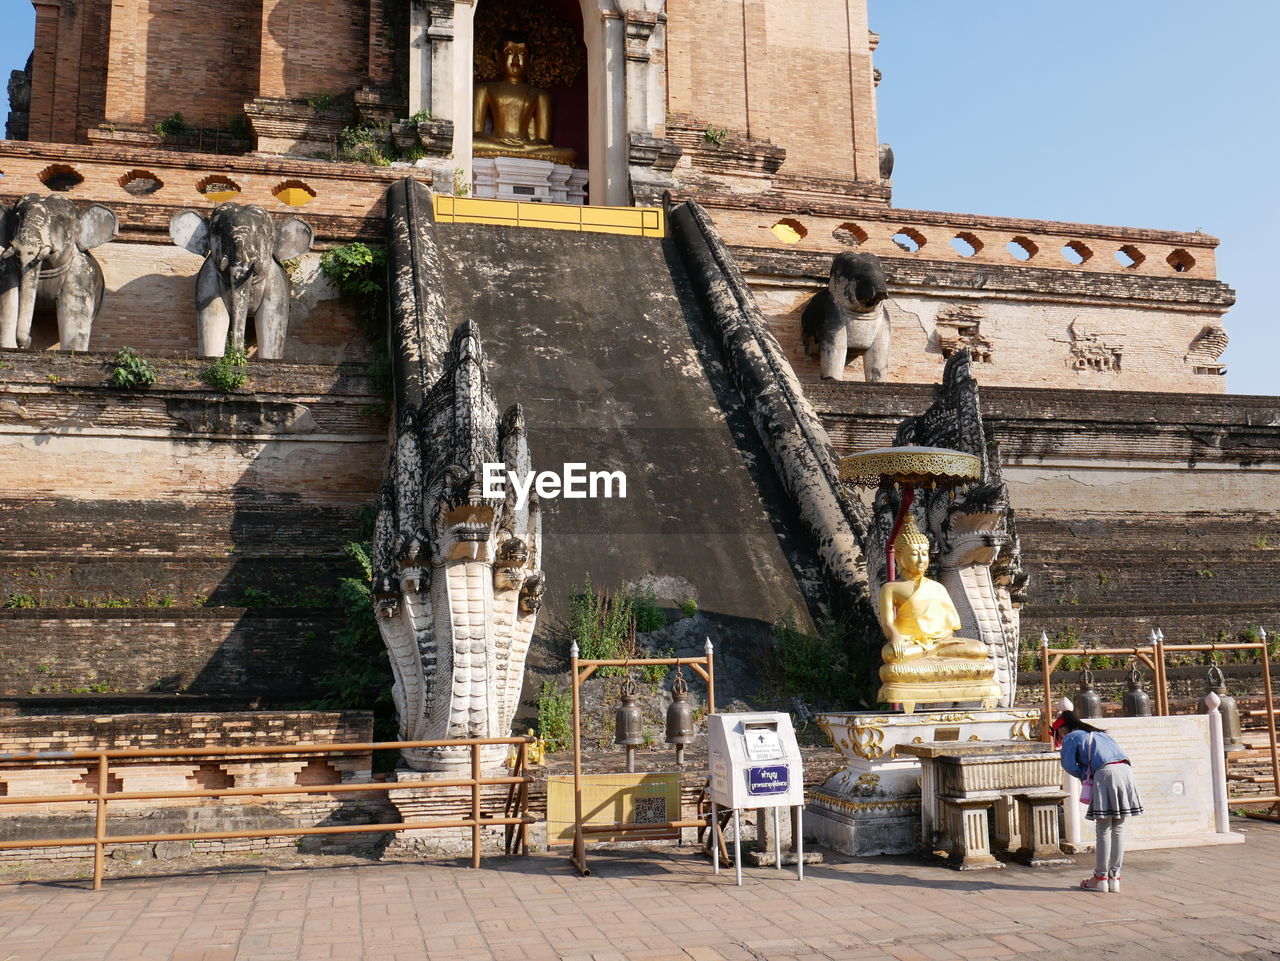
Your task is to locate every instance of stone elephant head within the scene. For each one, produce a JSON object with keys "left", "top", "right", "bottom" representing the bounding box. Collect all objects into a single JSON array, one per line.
[
  {"left": 801, "top": 250, "right": 892, "bottom": 382},
  {"left": 169, "top": 203, "right": 313, "bottom": 360},
  {"left": 0, "top": 194, "right": 118, "bottom": 351}
]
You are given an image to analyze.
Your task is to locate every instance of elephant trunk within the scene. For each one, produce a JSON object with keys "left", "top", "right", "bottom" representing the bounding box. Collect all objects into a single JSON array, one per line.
[
  {"left": 9, "top": 242, "right": 49, "bottom": 349},
  {"left": 225, "top": 262, "right": 256, "bottom": 354}
]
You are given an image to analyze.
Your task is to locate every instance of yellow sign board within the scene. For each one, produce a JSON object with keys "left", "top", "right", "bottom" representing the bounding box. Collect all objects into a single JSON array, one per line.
[
  {"left": 546, "top": 772, "right": 682, "bottom": 846},
  {"left": 433, "top": 195, "right": 665, "bottom": 238}
]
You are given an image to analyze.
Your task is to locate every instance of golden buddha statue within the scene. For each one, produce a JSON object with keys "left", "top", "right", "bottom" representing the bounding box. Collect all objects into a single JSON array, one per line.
[
  {"left": 473, "top": 33, "right": 578, "bottom": 166},
  {"left": 877, "top": 515, "right": 1001, "bottom": 713}
]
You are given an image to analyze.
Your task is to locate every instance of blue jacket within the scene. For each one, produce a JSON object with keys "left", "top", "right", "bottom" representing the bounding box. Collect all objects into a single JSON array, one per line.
[{"left": 1060, "top": 729, "right": 1129, "bottom": 780}]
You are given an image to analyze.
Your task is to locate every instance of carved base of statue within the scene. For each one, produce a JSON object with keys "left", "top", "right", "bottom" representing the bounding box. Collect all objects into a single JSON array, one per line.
[
  {"left": 472, "top": 156, "right": 588, "bottom": 205},
  {"left": 878, "top": 653, "right": 1002, "bottom": 714}
]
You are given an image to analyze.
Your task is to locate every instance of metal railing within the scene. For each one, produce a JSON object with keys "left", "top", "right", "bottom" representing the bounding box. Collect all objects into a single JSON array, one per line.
[{"left": 0, "top": 736, "right": 535, "bottom": 890}]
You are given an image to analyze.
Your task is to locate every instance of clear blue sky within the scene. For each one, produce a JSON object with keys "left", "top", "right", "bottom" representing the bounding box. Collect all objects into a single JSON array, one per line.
[{"left": 1, "top": 2, "right": 1275, "bottom": 393}]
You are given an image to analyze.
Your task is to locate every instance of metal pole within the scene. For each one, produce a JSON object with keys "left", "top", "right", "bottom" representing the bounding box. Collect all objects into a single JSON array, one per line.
[
  {"left": 1260, "top": 631, "right": 1280, "bottom": 818},
  {"left": 795, "top": 806, "right": 804, "bottom": 881},
  {"left": 626, "top": 745, "right": 635, "bottom": 774},
  {"left": 471, "top": 742, "right": 481, "bottom": 869},
  {"left": 733, "top": 809, "right": 742, "bottom": 886},
  {"left": 711, "top": 800, "right": 719, "bottom": 874},
  {"left": 92, "top": 753, "right": 107, "bottom": 892},
  {"left": 773, "top": 807, "right": 781, "bottom": 869}
]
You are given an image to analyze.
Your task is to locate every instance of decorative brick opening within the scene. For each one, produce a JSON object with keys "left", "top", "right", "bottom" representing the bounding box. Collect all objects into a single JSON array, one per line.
[
  {"left": 119, "top": 169, "right": 164, "bottom": 196},
  {"left": 1167, "top": 248, "right": 1195, "bottom": 273},
  {"left": 950, "top": 232, "right": 983, "bottom": 257},
  {"left": 1061, "top": 240, "right": 1093, "bottom": 265},
  {"left": 187, "top": 762, "right": 234, "bottom": 791},
  {"left": 1006, "top": 236, "right": 1038, "bottom": 261},
  {"left": 273, "top": 179, "right": 316, "bottom": 207},
  {"left": 832, "top": 222, "right": 869, "bottom": 247},
  {"left": 770, "top": 218, "right": 807, "bottom": 244},
  {"left": 1115, "top": 245, "right": 1145, "bottom": 269},
  {"left": 295, "top": 758, "right": 341, "bottom": 786},
  {"left": 73, "top": 770, "right": 124, "bottom": 793},
  {"left": 892, "top": 227, "right": 926, "bottom": 253},
  {"left": 38, "top": 164, "right": 84, "bottom": 191},
  {"left": 196, "top": 176, "right": 242, "bottom": 203}
]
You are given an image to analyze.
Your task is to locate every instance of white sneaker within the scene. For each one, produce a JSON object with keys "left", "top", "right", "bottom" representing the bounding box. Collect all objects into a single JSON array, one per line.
[
  {"left": 1108, "top": 876, "right": 1120, "bottom": 893},
  {"left": 1080, "top": 874, "right": 1109, "bottom": 892}
]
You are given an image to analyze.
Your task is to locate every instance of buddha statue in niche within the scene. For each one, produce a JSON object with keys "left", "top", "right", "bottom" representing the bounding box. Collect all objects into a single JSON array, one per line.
[
  {"left": 877, "top": 515, "right": 1001, "bottom": 713},
  {"left": 473, "top": 33, "right": 578, "bottom": 166}
]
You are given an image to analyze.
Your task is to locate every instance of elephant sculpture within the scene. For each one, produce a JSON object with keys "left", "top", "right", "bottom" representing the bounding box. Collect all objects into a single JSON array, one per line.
[
  {"left": 0, "top": 194, "right": 118, "bottom": 351},
  {"left": 800, "top": 250, "right": 891, "bottom": 382},
  {"left": 169, "top": 203, "right": 313, "bottom": 360}
]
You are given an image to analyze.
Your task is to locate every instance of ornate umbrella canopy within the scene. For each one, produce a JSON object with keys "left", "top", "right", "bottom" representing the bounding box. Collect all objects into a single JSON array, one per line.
[{"left": 839, "top": 445, "right": 981, "bottom": 490}]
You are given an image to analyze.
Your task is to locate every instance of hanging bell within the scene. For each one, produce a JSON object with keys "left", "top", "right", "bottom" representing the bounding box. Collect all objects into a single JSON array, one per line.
[
  {"left": 665, "top": 668, "right": 696, "bottom": 766},
  {"left": 614, "top": 675, "right": 645, "bottom": 771},
  {"left": 1074, "top": 666, "right": 1103, "bottom": 720},
  {"left": 1199, "top": 664, "right": 1243, "bottom": 750},
  {"left": 1122, "top": 664, "right": 1152, "bottom": 717}
]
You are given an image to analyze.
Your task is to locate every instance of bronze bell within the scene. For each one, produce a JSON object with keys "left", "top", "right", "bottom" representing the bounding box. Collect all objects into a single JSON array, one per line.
[
  {"left": 1199, "top": 664, "right": 1243, "bottom": 750},
  {"left": 1122, "top": 664, "right": 1153, "bottom": 717},
  {"left": 614, "top": 675, "right": 645, "bottom": 771},
  {"left": 665, "top": 668, "right": 696, "bottom": 766},
  {"left": 1075, "top": 666, "right": 1103, "bottom": 720}
]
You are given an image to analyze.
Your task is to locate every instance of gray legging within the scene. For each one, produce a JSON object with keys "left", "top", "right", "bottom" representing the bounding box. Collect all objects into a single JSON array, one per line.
[{"left": 1094, "top": 816, "right": 1126, "bottom": 878}]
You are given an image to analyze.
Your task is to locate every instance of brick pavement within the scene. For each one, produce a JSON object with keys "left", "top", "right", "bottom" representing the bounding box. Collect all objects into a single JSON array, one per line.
[{"left": 2, "top": 822, "right": 1278, "bottom": 961}]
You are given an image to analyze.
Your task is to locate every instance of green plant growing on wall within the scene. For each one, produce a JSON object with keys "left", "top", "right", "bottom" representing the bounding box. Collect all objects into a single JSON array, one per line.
[
  {"left": 569, "top": 573, "right": 634, "bottom": 675},
  {"left": 4, "top": 593, "right": 37, "bottom": 609},
  {"left": 306, "top": 93, "right": 336, "bottom": 110},
  {"left": 337, "top": 125, "right": 391, "bottom": 166},
  {"left": 320, "top": 242, "right": 391, "bottom": 403},
  {"left": 536, "top": 680, "right": 572, "bottom": 753},
  {"left": 153, "top": 113, "right": 188, "bottom": 137},
  {"left": 408, "top": 109, "right": 432, "bottom": 127},
  {"left": 702, "top": 124, "right": 729, "bottom": 146},
  {"left": 679, "top": 597, "right": 698, "bottom": 619},
  {"left": 772, "top": 610, "right": 873, "bottom": 708},
  {"left": 629, "top": 586, "right": 666, "bottom": 633},
  {"left": 107, "top": 347, "right": 158, "bottom": 389},
  {"left": 452, "top": 167, "right": 471, "bottom": 197},
  {"left": 200, "top": 345, "right": 249, "bottom": 393}
]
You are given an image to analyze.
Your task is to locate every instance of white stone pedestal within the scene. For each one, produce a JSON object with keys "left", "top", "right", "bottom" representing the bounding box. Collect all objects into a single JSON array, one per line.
[
  {"left": 472, "top": 157, "right": 588, "bottom": 205},
  {"left": 805, "top": 709, "right": 1041, "bottom": 856}
]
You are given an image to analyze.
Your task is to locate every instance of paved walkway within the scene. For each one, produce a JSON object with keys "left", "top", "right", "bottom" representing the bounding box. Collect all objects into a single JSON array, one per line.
[{"left": 2, "top": 822, "right": 1279, "bottom": 961}]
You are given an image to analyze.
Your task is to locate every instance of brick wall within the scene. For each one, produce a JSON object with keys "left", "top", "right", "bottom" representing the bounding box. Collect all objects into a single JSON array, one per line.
[
  {"left": 257, "top": 0, "right": 369, "bottom": 102},
  {"left": 665, "top": 0, "right": 881, "bottom": 185}
]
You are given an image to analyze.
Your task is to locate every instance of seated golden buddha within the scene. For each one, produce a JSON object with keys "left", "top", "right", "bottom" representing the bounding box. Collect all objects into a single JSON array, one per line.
[
  {"left": 877, "top": 515, "right": 1001, "bottom": 713},
  {"left": 473, "top": 33, "right": 578, "bottom": 166}
]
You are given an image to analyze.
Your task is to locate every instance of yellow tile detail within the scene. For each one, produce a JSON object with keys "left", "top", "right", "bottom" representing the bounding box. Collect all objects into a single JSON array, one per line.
[{"left": 432, "top": 194, "right": 665, "bottom": 238}]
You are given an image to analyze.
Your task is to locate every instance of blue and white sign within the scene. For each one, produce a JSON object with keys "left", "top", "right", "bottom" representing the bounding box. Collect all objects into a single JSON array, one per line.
[{"left": 747, "top": 764, "right": 790, "bottom": 796}]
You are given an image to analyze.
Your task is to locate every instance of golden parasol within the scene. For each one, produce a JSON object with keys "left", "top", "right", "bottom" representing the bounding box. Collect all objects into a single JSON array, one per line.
[{"left": 839, "top": 445, "right": 981, "bottom": 580}]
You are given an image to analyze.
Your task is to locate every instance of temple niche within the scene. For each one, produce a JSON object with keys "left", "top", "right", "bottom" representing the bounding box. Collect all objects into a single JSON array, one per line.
[{"left": 469, "top": 0, "right": 590, "bottom": 203}]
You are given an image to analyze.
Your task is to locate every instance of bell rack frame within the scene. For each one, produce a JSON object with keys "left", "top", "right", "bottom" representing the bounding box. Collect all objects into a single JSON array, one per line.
[
  {"left": 1037, "top": 632, "right": 1280, "bottom": 822},
  {"left": 568, "top": 638, "right": 717, "bottom": 876}
]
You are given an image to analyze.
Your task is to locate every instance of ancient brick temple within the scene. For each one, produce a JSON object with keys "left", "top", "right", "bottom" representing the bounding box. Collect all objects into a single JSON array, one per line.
[{"left": 0, "top": 0, "right": 1276, "bottom": 853}]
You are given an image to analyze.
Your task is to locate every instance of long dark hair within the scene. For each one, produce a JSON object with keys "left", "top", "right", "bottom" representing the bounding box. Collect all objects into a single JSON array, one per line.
[{"left": 1058, "top": 709, "right": 1105, "bottom": 734}]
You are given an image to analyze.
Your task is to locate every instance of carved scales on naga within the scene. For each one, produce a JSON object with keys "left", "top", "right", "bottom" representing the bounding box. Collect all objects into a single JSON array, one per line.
[
  {"left": 865, "top": 350, "right": 1029, "bottom": 706},
  {"left": 372, "top": 179, "right": 544, "bottom": 771}
]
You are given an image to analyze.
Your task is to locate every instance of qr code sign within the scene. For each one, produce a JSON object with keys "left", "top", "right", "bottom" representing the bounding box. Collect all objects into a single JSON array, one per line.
[{"left": 633, "top": 796, "right": 668, "bottom": 824}]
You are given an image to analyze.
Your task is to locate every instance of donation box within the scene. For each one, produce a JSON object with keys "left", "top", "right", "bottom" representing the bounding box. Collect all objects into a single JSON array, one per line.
[{"left": 707, "top": 712, "right": 805, "bottom": 810}]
